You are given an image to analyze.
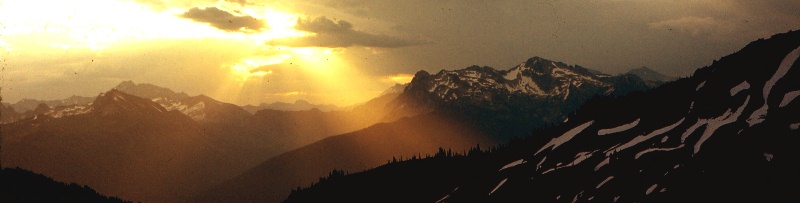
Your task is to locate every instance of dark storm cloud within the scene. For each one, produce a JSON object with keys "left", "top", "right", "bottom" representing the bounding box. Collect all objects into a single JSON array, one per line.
[
  {"left": 269, "top": 16, "right": 426, "bottom": 48},
  {"left": 181, "top": 7, "right": 266, "bottom": 32}
]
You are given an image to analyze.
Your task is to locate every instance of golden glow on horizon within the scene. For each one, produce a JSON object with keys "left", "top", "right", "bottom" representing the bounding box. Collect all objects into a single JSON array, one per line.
[
  {"left": 1, "top": 0, "right": 225, "bottom": 50},
  {"left": 389, "top": 74, "right": 414, "bottom": 84},
  {"left": 0, "top": 0, "right": 403, "bottom": 106},
  {"left": 229, "top": 55, "right": 287, "bottom": 82},
  {"left": 0, "top": 0, "right": 310, "bottom": 50}
]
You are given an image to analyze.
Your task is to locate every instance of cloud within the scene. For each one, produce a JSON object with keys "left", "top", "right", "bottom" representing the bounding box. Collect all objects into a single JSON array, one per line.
[
  {"left": 134, "top": 0, "right": 220, "bottom": 11},
  {"left": 266, "top": 91, "right": 307, "bottom": 97},
  {"left": 648, "top": 16, "right": 731, "bottom": 37},
  {"left": 225, "top": 0, "right": 251, "bottom": 6},
  {"left": 180, "top": 7, "right": 266, "bottom": 32},
  {"left": 268, "top": 16, "right": 426, "bottom": 48},
  {"left": 134, "top": 0, "right": 168, "bottom": 11}
]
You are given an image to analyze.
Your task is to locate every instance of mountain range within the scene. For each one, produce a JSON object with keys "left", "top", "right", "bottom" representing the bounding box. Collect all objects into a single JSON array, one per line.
[
  {"left": 3, "top": 41, "right": 671, "bottom": 202},
  {"left": 242, "top": 100, "right": 339, "bottom": 113},
  {"left": 2, "top": 89, "right": 247, "bottom": 202},
  {"left": 283, "top": 30, "right": 800, "bottom": 202},
  {"left": 0, "top": 81, "right": 341, "bottom": 123},
  {"left": 190, "top": 57, "right": 660, "bottom": 202},
  {"left": 1, "top": 82, "right": 398, "bottom": 202},
  {"left": 385, "top": 57, "right": 654, "bottom": 140}
]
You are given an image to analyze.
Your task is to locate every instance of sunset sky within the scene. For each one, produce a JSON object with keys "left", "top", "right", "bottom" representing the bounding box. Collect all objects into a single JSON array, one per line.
[{"left": 1, "top": 0, "right": 798, "bottom": 106}]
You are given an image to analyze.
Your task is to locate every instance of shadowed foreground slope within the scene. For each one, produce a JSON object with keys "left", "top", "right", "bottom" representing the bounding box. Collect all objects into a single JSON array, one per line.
[
  {"left": 1, "top": 167, "right": 131, "bottom": 203},
  {"left": 285, "top": 30, "right": 800, "bottom": 203},
  {"left": 191, "top": 113, "right": 496, "bottom": 203}
]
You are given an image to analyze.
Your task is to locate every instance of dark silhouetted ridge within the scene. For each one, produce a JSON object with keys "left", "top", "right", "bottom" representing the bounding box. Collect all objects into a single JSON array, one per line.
[
  {"left": 1, "top": 167, "right": 131, "bottom": 203},
  {"left": 284, "top": 30, "right": 800, "bottom": 203}
]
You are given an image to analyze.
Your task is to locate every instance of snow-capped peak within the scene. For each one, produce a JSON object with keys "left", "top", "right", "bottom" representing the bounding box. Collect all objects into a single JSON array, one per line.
[
  {"left": 91, "top": 89, "right": 167, "bottom": 116},
  {"left": 404, "top": 56, "right": 617, "bottom": 104}
]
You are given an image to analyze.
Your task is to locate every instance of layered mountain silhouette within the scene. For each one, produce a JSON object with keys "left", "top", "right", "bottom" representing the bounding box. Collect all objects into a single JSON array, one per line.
[
  {"left": 114, "top": 81, "right": 395, "bottom": 166},
  {"left": 2, "top": 90, "right": 247, "bottom": 202},
  {"left": 1, "top": 167, "right": 130, "bottom": 203},
  {"left": 114, "top": 80, "right": 190, "bottom": 101},
  {"left": 627, "top": 66, "right": 676, "bottom": 82},
  {"left": 7, "top": 95, "right": 94, "bottom": 113},
  {"left": 1, "top": 95, "right": 94, "bottom": 124},
  {"left": 1, "top": 81, "right": 399, "bottom": 202},
  {"left": 0, "top": 103, "right": 21, "bottom": 123},
  {"left": 191, "top": 57, "right": 657, "bottom": 202},
  {"left": 242, "top": 100, "right": 339, "bottom": 113},
  {"left": 1, "top": 33, "right": 686, "bottom": 203},
  {"left": 192, "top": 113, "right": 495, "bottom": 203},
  {"left": 284, "top": 30, "right": 800, "bottom": 202}
]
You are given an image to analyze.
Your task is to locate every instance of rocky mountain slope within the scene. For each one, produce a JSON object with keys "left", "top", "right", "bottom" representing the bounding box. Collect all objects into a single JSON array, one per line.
[
  {"left": 195, "top": 56, "right": 657, "bottom": 202},
  {"left": 1, "top": 83, "right": 401, "bottom": 202},
  {"left": 2, "top": 90, "right": 246, "bottom": 202},
  {"left": 284, "top": 30, "right": 800, "bottom": 203},
  {"left": 387, "top": 57, "right": 652, "bottom": 139}
]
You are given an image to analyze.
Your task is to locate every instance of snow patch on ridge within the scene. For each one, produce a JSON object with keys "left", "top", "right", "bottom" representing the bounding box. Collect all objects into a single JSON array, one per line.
[
  {"left": 596, "top": 176, "right": 614, "bottom": 189},
  {"left": 696, "top": 81, "right": 706, "bottom": 91},
  {"left": 536, "top": 121, "right": 595, "bottom": 155},
  {"left": 489, "top": 178, "right": 508, "bottom": 195},
  {"left": 780, "top": 90, "right": 800, "bottom": 107},
  {"left": 607, "top": 118, "right": 684, "bottom": 155},
  {"left": 598, "top": 118, "right": 640, "bottom": 135},
  {"left": 646, "top": 184, "right": 658, "bottom": 195},
  {"left": 635, "top": 144, "right": 685, "bottom": 159},
  {"left": 694, "top": 96, "right": 749, "bottom": 154},
  {"left": 748, "top": 45, "right": 800, "bottom": 126},
  {"left": 730, "top": 81, "right": 750, "bottom": 96},
  {"left": 594, "top": 158, "right": 610, "bottom": 171},
  {"left": 499, "top": 159, "right": 525, "bottom": 171},
  {"left": 47, "top": 105, "right": 91, "bottom": 118}
]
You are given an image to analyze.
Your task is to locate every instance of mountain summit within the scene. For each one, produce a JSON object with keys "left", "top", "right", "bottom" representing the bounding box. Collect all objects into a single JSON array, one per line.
[
  {"left": 404, "top": 56, "right": 612, "bottom": 104},
  {"left": 92, "top": 89, "right": 168, "bottom": 116},
  {"left": 397, "top": 56, "right": 649, "bottom": 109},
  {"left": 387, "top": 56, "right": 651, "bottom": 139},
  {"left": 113, "top": 80, "right": 189, "bottom": 101}
]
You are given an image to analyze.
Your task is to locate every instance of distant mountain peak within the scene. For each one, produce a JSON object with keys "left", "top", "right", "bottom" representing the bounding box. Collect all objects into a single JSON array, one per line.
[
  {"left": 294, "top": 100, "right": 312, "bottom": 105},
  {"left": 626, "top": 66, "right": 676, "bottom": 82},
  {"left": 631, "top": 66, "right": 653, "bottom": 71},
  {"left": 8, "top": 96, "right": 94, "bottom": 113},
  {"left": 378, "top": 83, "right": 408, "bottom": 97},
  {"left": 402, "top": 56, "right": 630, "bottom": 107},
  {"left": 193, "top": 94, "right": 217, "bottom": 102},
  {"left": 115, "top": 80, "right": 136, "bottom": 89},
  {"left": 243, "top": 99, "right": 339, "bottom": 113},
  {"left": 386, "top": 56, "right": 652, "bottom": 132},
  {"left": 413, "top": 70, "right": 431, "bottom": 79},
  {"left": 92, "top": 89, "right": 167, "bottom": 116},
  {"left": 113, "top": 80, "right": 189, "bottom": 101}
]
